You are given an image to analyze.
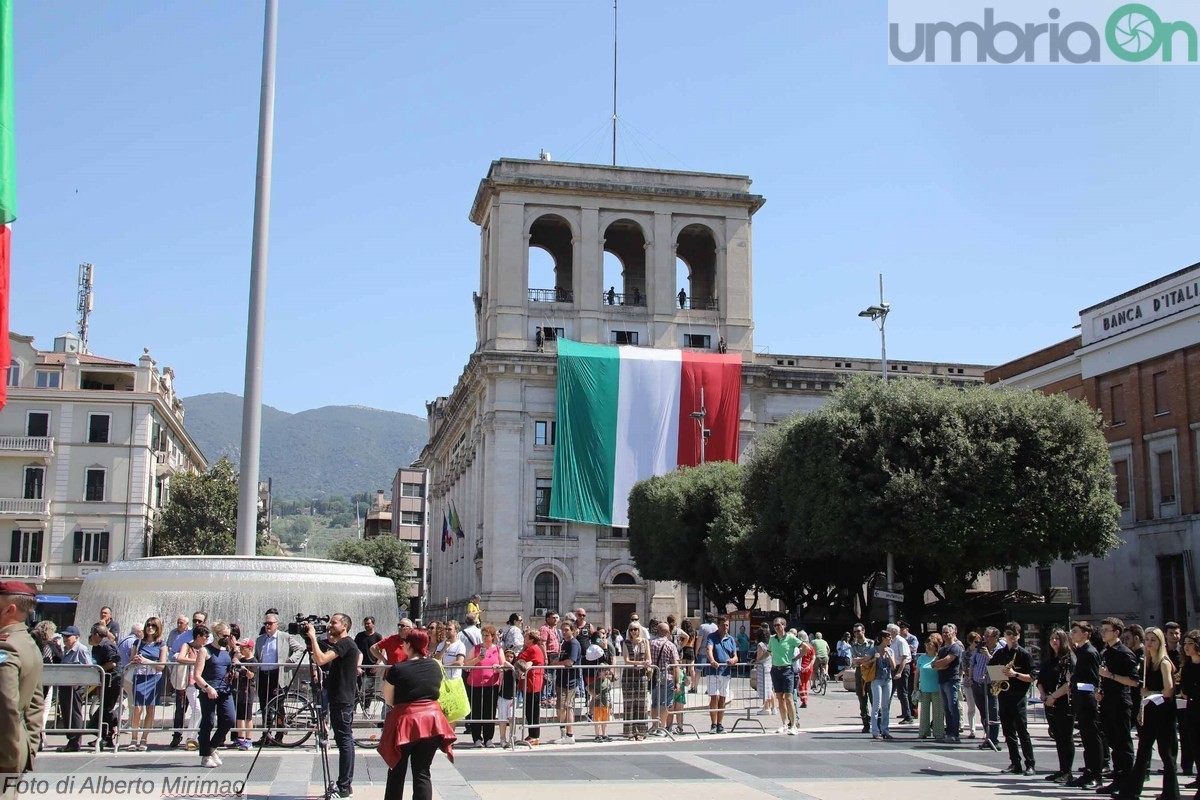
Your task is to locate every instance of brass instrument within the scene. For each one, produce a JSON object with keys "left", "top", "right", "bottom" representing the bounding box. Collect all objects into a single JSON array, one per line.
[{"left": 991, "top": 649, "right": 1019, "bottom": 696}]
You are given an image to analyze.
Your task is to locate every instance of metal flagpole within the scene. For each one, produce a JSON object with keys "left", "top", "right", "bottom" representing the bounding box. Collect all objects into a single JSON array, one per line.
[
  {"left": 236, "top": 0, "right": 278, "bottom": 556},
  {"left": 612, "top": 0, "right": 618, "bottom": 166}
]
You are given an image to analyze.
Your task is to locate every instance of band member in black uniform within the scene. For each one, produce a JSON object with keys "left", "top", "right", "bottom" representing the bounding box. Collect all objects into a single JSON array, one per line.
[
  {"left": 1179, "top": 630, "right": 1200, "bottom": 791},
  {"left": 1067, "top": 620, "right": 1105, "bottom": 789},
  {"left": 1040, "top": 628, "right": 1076, "bottom": 784},
  {"left": 991, "top": 621, "right": 1036, "bottom": 776},
  {"left": 1123, "top": 624, "right": 1146, "bottom": 732},
  {"left": 1099, "top": 617, "right": 1140, "bottom": 796},
  {"left": 1120, "top": 627, "right": 1179, "bottom": 800},
  {"left": 1166, "top": 622, "right": 1190, "bottom": 776}
]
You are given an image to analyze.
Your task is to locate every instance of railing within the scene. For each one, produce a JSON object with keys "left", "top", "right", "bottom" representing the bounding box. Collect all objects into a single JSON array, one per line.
[
  {"left": 677, "top": 296, "right": 719, "bottom": 311},
  {"left": 0, "top": 561, "right": 45, "bottom": 580},
  {"left": 0, "top": 498, "right": 51, "bottom": 517},
  {"left": 0, "top": 435, "right": 54, "bottom": 455},
  {"left": 601, "top": 291, "right": 647, "bottom": 307},
  {"left": 529, "top": 287, "right": 574, "bottom": 304}
]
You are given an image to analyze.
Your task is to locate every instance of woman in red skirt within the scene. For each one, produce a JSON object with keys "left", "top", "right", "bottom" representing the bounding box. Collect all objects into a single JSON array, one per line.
[{"left": 380, "top": 630, "right": 456, "bottom": 800}]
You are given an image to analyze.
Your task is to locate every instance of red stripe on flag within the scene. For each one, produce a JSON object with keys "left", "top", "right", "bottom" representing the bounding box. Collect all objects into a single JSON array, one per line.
[
  {"left": 0, "top": 226, "right": 10, "bottom": 410},
  {"left": 677, "top": 352, "right": 742, "bottom": 468}
]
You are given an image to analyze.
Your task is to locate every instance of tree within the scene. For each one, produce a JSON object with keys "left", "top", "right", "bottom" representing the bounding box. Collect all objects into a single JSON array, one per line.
[
  {"left": 758, "top": 376, "right": 1122, "bottom": 624},
  {"left": 153, "top": 457, "right": 270, "bottom": 556},
  {"left": 628, "top": 462, "right": 757, "bottom": 611},
  {"left": 327, "top": 536, "right": 413, "bottom": 606}
]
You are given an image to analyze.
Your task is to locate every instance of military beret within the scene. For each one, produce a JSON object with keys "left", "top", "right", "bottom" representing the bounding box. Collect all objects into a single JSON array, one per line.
[{"left": 0, "top": 581, "right": 36, "bottom": 597}]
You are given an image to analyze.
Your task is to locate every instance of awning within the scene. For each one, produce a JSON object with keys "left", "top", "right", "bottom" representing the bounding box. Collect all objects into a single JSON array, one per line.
[{"left": 36, "top": 595, "right": 76, "bottom": 604}]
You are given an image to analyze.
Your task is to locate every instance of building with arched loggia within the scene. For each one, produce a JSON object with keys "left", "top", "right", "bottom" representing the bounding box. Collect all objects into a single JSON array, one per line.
[{"left": 417, "top": 158, "right": 988, "bottom": 630}]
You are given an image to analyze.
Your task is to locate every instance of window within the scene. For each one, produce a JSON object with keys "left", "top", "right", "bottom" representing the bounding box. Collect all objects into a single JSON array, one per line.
[
  {"left": 1037, "top": 566, "right": 1052, "bottom": 598},
  {"left": 535, "top": 478, "right": 552, "bottom": 520},
  {"left": 1109, "top": 384, "right": 1125, "bottom": 425},
  {"left": 608, "top": 526, "right": 628, "bottom": 538},
  {"left": 533, "top": 571, "right": 560, "bottom": 613},
  {"left": 34, "top": 370, "right": 60, "bottom": 389},
  {"left": 399, "top": 511, "right": 423, "bottom": 526},
  {"left": 1074, "top": 564, "right": 1091, "bottom": 615},
  {"left": 684, "top": 334, "right": 711, "bottom": 349},
  {"left": 1113, "top": 460, "right": 1131, "bottom": 510},
  {"left": 1154, "top": 371, "right": 1170, "bottom": 415},
  {"left": 1159, "top": 555, "right": 1188, "bottom": 626},
  {"left": 6, "top": 360, "right": 19, "bottom": 387},
  {"left": 612, "top": 572, "right": 637, "bottom": 585},
  {"left": 1158, "top": 450, "right": 1177, "bottom": 503},
  {"left": 9, "top": 529, "right": 42, "bottom": 563},
  {"left": 154, "top": 477, "right": 168, "bottom": 509},
  {"left": 25, "top": 412, "right": 49, "bottom": 438},
  {"left": 534, "top": 420, "right": 556, "bottom": 447},
  {"left": 540, "top": 327, "right": 565, "bottom": 341},
  {"left": 400, "top": 482, "right": 422, "bottom": 498},
  {"left": 73, "top": 529, "right": 110, "bottom": 564},
  {"left": 22, "top": 467, "right": 44, "bottom": 501},
  {"left": 1005, "top": 569, "right": 1019, "bottom": 592},
  {"left": 88, "top": 413, "right": 111, "bottom": 444},
  {"left": 85, "top": 469, "right": 106, "bottom": 502},
  {"left": 611, "top": 330, "right": 638, "bottom": 345}
]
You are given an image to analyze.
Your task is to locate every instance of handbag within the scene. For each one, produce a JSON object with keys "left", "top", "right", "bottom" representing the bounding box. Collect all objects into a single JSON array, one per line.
[
  {"left": 437, "top": 660, "right": 471, "bottom": 722},
  {"left": 860, "top": 655, "right": 877, "bottom": 683}
]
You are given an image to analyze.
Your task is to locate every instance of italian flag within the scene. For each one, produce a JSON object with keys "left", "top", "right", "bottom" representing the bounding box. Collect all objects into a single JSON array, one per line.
[
  {"left": 550, "top": 339, "right": 742, "bottom": 527},
  {"left": 0, "top": 0, "right": 13, "bottom": 411}
]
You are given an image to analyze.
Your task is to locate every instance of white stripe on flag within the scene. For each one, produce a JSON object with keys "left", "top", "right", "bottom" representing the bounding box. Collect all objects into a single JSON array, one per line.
[{"left": 611, "top": 347, "right": 682, "bottom": 527}]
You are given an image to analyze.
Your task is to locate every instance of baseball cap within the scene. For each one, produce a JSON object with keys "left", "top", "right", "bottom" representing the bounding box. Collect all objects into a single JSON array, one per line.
[
  {"left": 0, "top": 581, "right": 37, "bottom": 597},
  {"left": 62, "top": 625, "right": 81, "bottom": 637},
  {"left": 585, "top": 644, "right": 605, "bottom": 661},
  {"left": 237, "top": 639, "right": 254, "bottom": 649}
]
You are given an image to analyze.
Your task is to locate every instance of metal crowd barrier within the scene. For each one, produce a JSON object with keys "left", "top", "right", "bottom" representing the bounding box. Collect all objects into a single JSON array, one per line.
[{"left": 41, "top": 663, "right": 109, "bottom": 752}]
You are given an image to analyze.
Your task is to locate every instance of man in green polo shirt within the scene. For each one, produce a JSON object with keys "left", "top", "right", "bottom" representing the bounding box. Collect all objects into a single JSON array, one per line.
[
  {"left": 812, "top": 632, "right": 830, "bottom": 679},
  {"left": 768, "top": 618, "right": 800, "bottom": 734}
]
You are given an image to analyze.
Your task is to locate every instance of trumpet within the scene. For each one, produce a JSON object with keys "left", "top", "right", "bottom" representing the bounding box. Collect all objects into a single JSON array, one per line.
[{"left": 991, "top": 650, "right": 1018, "bottom": 696}]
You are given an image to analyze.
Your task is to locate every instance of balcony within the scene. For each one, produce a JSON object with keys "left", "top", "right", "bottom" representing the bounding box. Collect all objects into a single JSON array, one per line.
[
  {"left": 677, "top": 296, "right": 719, "bottom": 311},
  {"left": 0, "top": 436, "right": 54, "bottom": 457},
  {"left": 0, "top": 562, "right": 45, "bottom": 582},
  {"left": 0, "top": 498, "right": 51, "bottom": 518},
  {"left": 529, "top": 287, "right": 574, "bottom": 304}
]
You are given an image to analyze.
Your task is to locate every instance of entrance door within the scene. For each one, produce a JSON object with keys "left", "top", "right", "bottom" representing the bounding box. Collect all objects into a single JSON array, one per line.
[{"left": 611, "top": 603, "right": 636, "bottom": 634}]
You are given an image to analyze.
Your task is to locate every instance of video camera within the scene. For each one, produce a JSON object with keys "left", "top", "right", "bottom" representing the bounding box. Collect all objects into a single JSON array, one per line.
[{"left": 287, "top": 614, "right": 331, "bottom": 637}]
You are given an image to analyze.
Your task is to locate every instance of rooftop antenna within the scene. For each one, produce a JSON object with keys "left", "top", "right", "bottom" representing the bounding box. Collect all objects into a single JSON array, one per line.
[
  {"left": 612, "top": 0, "right": 618, "bottom": 166},
  {"left": 76, "top": 262, "right": 94, "bottom": 354}
]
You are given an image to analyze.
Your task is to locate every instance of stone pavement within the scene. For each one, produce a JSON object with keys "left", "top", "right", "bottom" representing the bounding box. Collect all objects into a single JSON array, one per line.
[{"left": 25, "top": 687, "right": 1175, "bottom": 799}]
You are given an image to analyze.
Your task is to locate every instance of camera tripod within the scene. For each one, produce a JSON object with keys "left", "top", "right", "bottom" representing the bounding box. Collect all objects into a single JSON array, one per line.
[{"left": 238, "top": 645, "right": 335, "bottom": 799}]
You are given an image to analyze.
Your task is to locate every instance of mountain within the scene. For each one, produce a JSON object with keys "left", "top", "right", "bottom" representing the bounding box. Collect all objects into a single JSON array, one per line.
[{"left": 180, "top": 393, "right": 428, "bottom": 499}]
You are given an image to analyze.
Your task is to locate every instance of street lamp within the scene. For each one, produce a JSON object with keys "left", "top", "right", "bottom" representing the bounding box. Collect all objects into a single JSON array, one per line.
[{"left": 859, "top": 274, "right": 895, "bottom": 620}]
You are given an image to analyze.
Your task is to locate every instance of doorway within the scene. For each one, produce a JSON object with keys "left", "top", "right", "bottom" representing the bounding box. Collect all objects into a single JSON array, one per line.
[{"left": 611, "top": 602, "right": 637, "bottom": 634}]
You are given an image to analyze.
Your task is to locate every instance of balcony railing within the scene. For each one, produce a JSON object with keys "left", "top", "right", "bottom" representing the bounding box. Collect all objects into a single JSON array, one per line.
[
  {"left": 0, "top": 436, "right": 54, "bottom": 456},
  {"left": 0, "top": 498, "right": 51, "bottom": 517},
  {"left": 677, "top": 296, "right": 719, "bottom": 311},
  {"left": 0, "top": 561, "right": 45, "bottom": 581},
  {"left": 529, "top": 287, "right": 574, "bottom": 304},
  {"left": 601, "top": 291, "right": 647, "bottom": 307}
]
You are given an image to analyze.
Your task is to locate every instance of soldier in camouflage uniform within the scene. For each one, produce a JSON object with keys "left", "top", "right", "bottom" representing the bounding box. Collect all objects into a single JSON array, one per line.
[{"left": 0, "top": 581, "right": 44, "bottom": 800}]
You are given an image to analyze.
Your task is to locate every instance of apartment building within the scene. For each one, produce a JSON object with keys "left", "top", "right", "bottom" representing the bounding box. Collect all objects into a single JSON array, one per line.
[
  {"left": 1, "top": 331, "right": 207, "bottom": 596},
  {"left": 390, "top": 467, "right": 428, "bottom": 619}
]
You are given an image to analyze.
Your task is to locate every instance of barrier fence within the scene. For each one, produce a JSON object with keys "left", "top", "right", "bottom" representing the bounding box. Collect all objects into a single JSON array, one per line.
[{"left": 39, "top": 655, "right": 791, "bottom": 752}]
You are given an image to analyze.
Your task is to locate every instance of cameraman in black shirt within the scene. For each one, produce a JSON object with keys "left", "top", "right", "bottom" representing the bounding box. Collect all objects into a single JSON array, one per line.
[
  {"left": 1098, "top": 617, "right": 1140, "bottom": 796},
  {"left": 1066, "top": 620, "right": 1104, "bottom": 789},
  {"left": 307, "top": 613, "right": 360, "bottom": 799}
]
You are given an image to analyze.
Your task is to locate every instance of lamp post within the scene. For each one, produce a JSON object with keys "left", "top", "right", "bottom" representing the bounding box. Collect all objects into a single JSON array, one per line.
[{"left": 858, "top": 274, "right": 894, "bottom": 620}]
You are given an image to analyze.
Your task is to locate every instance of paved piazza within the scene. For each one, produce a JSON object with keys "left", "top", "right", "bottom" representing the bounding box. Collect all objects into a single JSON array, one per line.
[{"left": 25, "top": 688, "right": 1171, "bottom": 799}]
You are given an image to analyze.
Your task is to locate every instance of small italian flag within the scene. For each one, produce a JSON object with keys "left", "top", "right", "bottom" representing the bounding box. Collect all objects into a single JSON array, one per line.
[
  {"left": 550, "top": 339, "right": 742, "bottom": 527},
  {"left": 0, "top": 0, "right": 14, "bottom": 411}
]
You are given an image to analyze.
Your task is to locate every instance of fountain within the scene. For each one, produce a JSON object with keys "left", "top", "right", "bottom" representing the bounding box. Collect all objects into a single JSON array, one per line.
[{"left": 75, "top": 556, "right": 399, "bottom": 637}]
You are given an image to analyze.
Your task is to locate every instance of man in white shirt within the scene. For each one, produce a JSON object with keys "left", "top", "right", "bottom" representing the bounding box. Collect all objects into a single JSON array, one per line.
[
  {"left": 254, "top": 612, "right": 304, "bottom": 745},
  {"left": 887, "top": 623, "right": 913, "bottom": 724}
]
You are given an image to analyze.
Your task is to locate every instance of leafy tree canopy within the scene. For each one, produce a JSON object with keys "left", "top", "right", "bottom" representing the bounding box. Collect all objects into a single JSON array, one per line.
[
  {"left": 327, "top": 536, "right": 413, "bottom": 606},
  {"left": 153, "top": 457, "right": 270, "bottom": 556}
]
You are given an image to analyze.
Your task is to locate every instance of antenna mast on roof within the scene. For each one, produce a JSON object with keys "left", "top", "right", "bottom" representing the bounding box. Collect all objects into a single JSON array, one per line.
[
  {"left": 612, "top": 0, "right": 618, "bottom": 166},
  {"left": 76, "top": 262, "right": 94, "bottom": 354}
]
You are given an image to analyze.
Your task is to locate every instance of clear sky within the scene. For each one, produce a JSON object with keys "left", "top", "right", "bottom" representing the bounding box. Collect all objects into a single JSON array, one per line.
[{"left": 9, "top": 2, "right": 1199, "bottom": 415}]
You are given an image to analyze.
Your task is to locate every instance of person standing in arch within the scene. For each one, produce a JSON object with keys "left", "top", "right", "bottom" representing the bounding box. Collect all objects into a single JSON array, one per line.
[
  {"left": 607, "top": 286, "right": 616, "bottom": 305},
  {"left": 678, "top": 288, "right": 687, "bottom": 309}
]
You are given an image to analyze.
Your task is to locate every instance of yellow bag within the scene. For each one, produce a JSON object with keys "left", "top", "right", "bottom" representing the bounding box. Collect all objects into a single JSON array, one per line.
[{"left": 860, "top": 656, "right": 877, "bottom": 683}]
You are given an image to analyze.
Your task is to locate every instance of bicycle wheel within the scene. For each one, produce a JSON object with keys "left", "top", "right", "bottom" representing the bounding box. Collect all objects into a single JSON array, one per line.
[
  {"left": 265, "top": 691, "right": 315, "bottom": 748},
  {"left": 352, "top": 689, "right": 386, "bottom": 748},
  {"left": 813, "top": 671, "right": 828, "bottom": 696}
]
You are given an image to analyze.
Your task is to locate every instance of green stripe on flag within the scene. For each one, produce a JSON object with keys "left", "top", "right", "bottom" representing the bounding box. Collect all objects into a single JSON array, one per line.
[
  {"left": 0, "top": 0, "right": 14, "bottom": 224},
  {"left": 550, "top": 339, "right": 619, "bottom": 526}
]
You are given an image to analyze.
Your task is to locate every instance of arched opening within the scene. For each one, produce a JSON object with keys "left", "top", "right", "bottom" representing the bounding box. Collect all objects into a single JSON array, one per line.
[
  {"left": 612, "top": 572, "right": 637, "bottom": 585},
  {"left": 529, "top": 247, "right": 556, "bottom": 296},
  {"left": 603, "top": 218, "right": 647, "bottom": 306},
  {"left": 602, "top": 252, "right": 624, "bottom": 305},
  {"left": 675, "top": 257, "right": 690, "bottom": 309},
  {"left": 676, "top": 224, "right": 718, "bottom": 309},
  {"left": 528, "top": 214, "right": 574, "bottom": 303},
  {"left": 533, "top": 571, "right": 561, "bottom": 614}
]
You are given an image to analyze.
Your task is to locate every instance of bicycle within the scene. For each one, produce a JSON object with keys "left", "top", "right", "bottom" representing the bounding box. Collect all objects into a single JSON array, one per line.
[
  {"left": 263, "top": 688, "right": 319, "bottom": 748},
  {"left": 812, "top": 665, "right": 829, "bottom": 696},
  {"left": 351, "top": 675, "right": 387, "bottom": 748}
]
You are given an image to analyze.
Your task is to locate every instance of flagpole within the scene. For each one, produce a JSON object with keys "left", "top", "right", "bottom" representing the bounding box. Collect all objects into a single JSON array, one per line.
[{"left": 236, "top": 0, "right": 278, "bottom": 557}]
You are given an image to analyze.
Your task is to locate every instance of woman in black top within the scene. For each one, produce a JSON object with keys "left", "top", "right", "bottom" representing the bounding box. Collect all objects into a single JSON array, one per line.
[
  {"left": 1038, "top": 628, "right": 1076, "bottom": 783},
  {"left": 380, "top": 629, "right": 455, "bottom": 800},
  {"left": 1179, "top": 631, "right": 1200, "bottom": 790},
  {"left": 1123, "top": 627, "right": 1178, "bottom": 800}
]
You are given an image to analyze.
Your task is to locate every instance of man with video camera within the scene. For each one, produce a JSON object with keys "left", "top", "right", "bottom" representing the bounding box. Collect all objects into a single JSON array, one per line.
[{"left": 305, "top": 613, "right": 358, "bottom": 800}]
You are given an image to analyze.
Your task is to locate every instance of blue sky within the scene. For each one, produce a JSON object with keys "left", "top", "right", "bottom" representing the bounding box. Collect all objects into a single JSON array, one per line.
[{"left": 9, "top": 2, "right": 1199, "bottom": 416}]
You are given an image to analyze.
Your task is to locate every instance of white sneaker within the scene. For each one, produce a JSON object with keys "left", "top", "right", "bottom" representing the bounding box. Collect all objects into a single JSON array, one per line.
[
  {"left": 555, "top": 735, "right": 575, "bottom": 745},
  {"left": 775, "top": 725, "right": 789, "bottom": 734},
  {"left": 200, "top": 756, "right": 218, "bottom": 768},
  {"left": 211, "top": 752, "right": 223, "bottom": 766},
  {"left": 786, "top": 726, "right": 798, "bottom": 736}
]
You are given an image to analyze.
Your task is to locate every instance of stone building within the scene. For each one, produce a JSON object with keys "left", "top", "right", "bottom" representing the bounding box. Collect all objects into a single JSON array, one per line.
[
  {"left": 988, "top": 262, "right": 1200, "bottom": 628},
  {"left": 419, "top": 158, "right": 987, "bottom": 629},
  {"left": 0, "top": 331, "right": 206, "bottom": 596}
]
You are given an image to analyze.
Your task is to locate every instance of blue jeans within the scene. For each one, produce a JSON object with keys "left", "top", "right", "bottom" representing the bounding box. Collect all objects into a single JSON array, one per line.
[
  {"left": 939, "top": 680, "right": 961, "bottom": 737},
  {"left": 870, "top": 677, "right": 893, "bottom": 736},
  {"left": 198, "top": 690, "right": 235, "bottom": 757},
  {"left": 329, "top": 701, "right": 356, "bottom": 793}
]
